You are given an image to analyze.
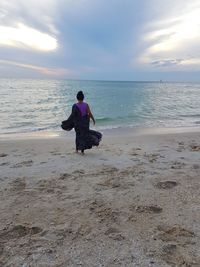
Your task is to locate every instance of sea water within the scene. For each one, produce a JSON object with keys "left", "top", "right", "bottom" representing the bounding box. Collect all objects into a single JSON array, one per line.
[{"left": 0, "top": 79, "right": 200, "bottom": 135}]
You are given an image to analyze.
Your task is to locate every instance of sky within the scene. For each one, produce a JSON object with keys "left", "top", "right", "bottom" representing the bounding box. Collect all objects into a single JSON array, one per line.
[{"left": 0, "top": 0, "right": 200, "bottom": 81}]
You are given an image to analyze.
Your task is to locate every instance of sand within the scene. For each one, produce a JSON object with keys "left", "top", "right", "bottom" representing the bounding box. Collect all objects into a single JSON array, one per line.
[{"left": 0, "top": 127, "right": 200, "bottom": 267}]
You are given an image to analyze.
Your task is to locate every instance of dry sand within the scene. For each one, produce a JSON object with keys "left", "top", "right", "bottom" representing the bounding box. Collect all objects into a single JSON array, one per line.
[{"left": 0, "top": 128, "right": 200, "bottom": 267}]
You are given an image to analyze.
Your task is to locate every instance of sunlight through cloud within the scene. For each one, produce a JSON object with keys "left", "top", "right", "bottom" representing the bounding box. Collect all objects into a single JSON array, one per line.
[
  {"left": 0, "top": 60, "right": 74, "bottom": 77},
  {"left": 139, "top": 2, "right": 200, "bottom": 70},
  {"left": 0, "top": 23, "right": 57, "bottom": 51}
]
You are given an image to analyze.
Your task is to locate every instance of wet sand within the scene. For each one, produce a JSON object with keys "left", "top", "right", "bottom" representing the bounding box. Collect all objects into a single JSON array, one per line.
[{"left": 0, "top": 128, "right": 200, "bottom": 266}]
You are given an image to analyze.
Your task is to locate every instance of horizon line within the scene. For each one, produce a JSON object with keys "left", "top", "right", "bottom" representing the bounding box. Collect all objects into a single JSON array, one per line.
[{"left": 0, "top": 77, "right": 200, "bottom": 83}]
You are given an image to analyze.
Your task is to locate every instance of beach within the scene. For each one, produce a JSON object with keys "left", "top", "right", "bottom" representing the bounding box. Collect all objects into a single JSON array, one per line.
[{"left": 0, "top": 127, "right": 200, "bottom": 266}]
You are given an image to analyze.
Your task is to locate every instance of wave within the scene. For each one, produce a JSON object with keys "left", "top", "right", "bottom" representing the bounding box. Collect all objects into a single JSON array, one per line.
[
  {"left": 180, "top": 114, "right": 200, "bottom": 118},
  {"left": 96, "top": 115, "right": 138, "bottom": 123},
  {"left": 96, "top": 117, "right": 113, "bottom": 123}
]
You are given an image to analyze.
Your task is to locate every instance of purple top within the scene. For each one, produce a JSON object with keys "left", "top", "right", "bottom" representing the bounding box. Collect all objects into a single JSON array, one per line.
[{"left": 76, "top": 102, "right": 88, "bottom": 116}]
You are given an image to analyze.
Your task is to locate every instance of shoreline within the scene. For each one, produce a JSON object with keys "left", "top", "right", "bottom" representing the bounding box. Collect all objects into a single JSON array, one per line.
[{"left": 0, "top": 125, "right": 200, "bottom": 141}]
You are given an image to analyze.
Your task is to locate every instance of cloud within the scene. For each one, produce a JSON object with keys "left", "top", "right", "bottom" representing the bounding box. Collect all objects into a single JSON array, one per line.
[
  {"left": 0, "top": 0, "right": 145, "bottom": 78},
  {"left": 138, "top": 0, "right": 200, "bottom": 70},
  {"left": 151, "top": 57, "right": 200, "bottom": 69},
  {"left": 0, "top": 23, "right": 57, "bottom": 51},
  {"left": 0, "top": 0, "right": 60, "bottom": 52},
  {"left": 0, "top": 0, "right": 58, "bottom": 34},
  {"left": 0, "top": 60, "right": 75, "bottom": 77},
  {"left": 151, "top": 59, "right": 183, "bottom": 67},
  {"left": 1, "top": 0, "right": 199, "bottom": 80}
]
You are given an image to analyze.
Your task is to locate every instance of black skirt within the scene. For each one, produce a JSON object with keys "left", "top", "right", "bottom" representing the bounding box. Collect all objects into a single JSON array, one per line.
[{"left": 62, "top": 104, "right": 102, "bottom": 151}]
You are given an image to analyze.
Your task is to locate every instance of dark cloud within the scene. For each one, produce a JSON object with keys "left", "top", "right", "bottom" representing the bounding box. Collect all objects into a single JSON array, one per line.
[{"left": 151, "top": 59, "right": 183, "bottom": 67}]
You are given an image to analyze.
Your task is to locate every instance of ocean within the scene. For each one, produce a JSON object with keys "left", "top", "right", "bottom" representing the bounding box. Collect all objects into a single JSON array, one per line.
[{"left": 0, "top": 79, "right": 200, "bottom": 135}]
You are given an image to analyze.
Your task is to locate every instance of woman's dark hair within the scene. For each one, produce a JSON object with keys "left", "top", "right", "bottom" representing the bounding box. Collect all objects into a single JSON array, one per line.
[{"left": 77, "top": 91, "right": 84, "bottom": 101}]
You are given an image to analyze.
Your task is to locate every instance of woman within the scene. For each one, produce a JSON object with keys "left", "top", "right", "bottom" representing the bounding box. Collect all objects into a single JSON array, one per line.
[{"left": 72, "top": 91, "right": 102, "bottom": 154}]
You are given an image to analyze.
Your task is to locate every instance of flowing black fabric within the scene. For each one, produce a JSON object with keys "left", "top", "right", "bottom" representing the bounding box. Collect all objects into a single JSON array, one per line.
[
  {"left": 61, "top": 113, "right": 74, "bottom": 131},
  {"left": 61, "top": 104, "right": 102, "bottom": 151}
]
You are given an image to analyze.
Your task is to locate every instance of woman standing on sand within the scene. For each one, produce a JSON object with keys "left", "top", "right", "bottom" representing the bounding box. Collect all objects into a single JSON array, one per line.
[{"left": 64, "top": 91, "right": 102, "bottom": 154}]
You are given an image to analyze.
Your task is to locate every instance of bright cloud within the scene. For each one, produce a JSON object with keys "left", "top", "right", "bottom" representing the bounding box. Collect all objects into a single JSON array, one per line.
[
  {"left": 0, "top": 0, "right": 59, "bottom": 52},
  {"left": 139, "top": 1, "right": 200, "bottom": 70},
  {"left": 0, "top": 23, "right": 57, "bottom": 51}
]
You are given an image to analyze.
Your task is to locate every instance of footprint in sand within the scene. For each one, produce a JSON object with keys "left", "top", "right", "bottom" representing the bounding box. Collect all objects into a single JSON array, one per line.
[
  {"left": 98, "top": 208, "right": 120, "bottom": 223},
  {"left": 0, "top": 225, "right": 42, "bottom": 241},
  {"left": 41, "top": 229, "right": 67, "bottom": 241},
  {"left": 157, "top": 225, "right": 197, "bottom": 266},
  {"left": 97, "top": 176, "right": 134, "bottom": 190},
  {"left": 0, "top": 162, "right": 10, "bottom": 166},
  {"left": 130, "top": 148, "right": 142, "bottom": 156},
  {"left": 155, "top": 181, "right": 178, "bottom": 189},
  {"left": 97, "top": 165, "right": 119, "bottom": 175},
  {"left": 0, "top": 153, "right": 8, "bottom": 157},
  {"left": 50, "top": 151, "right": 62, "bottom": 156},
  {"left": 135, "top": 205, "right": 163, "bottom": 214},
  {"left": 59, "top": 173, "right": 71, "bottom": 180},
  {"left": 97, "top": 177, "right": 121, "bottom": 189},
  {"left": 89, "top": 200, "right": 120, "bottom": 223},
  {"left": 171, "top": 161, "right": 185, "bottom": 169},
  {"left": 176, "top": 141, "right": 185, "bottom": 152},
  {"left": 42, "top": 223, "right": 92, "bottom": 241},
  {"left": 105, "top": 227, "right": 125, "bottom": 241},
  {"left": 70, "top": 224, "right": 92, "bottom": 239},
  {"left": 36, "top": 179, "right": 55, "bottom": 193},
  {"left": 100, "top": 158, "right": 108, "bottom": 161},
  {"left": 143, "top": 153, "right": 162, "bottom": 163},
  {"left": 9, "top": 178, "right": 26, "bottom": 192},
  {"left": 193, "top": 164, "right": 200, "bottom": 170},
  {"left": 157, "top": 225, "right": 195, "bottom": 242},
  {"left": 72, "top": 170, "right": 85, "bottom": 175},
  {"left": 190, "top": 144, "right": 200, "bottom": 151},
  {"left": 161, "top": 244, "right": 190, "bottom": 266},
  {"left": 11, "top": 160, "right": 33, "bottom": 168},
  {"left": 36, "top": 179, "right": 67, "bottom": 193}
]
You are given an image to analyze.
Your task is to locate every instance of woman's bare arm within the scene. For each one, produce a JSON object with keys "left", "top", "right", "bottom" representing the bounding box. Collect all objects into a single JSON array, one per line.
[{"left": 87, "top": 104, "right": 95, "bottom": 125}]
